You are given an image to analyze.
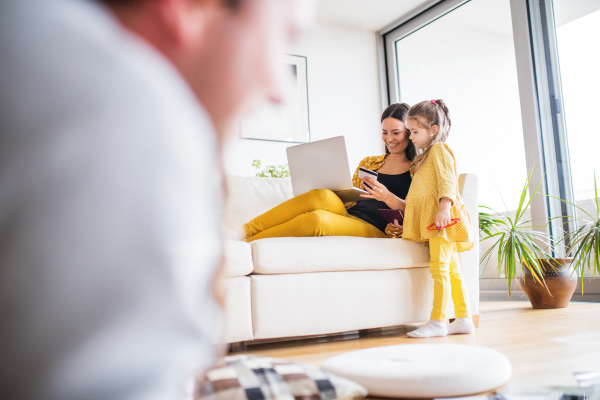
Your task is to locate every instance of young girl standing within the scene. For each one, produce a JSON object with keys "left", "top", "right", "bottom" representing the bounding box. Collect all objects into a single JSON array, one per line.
[{"left": 403, "top": 99, "right": 475, "bottom": 338}]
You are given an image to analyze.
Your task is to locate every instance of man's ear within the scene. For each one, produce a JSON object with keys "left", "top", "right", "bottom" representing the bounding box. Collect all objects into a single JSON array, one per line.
[{"left": 431, "top": 125, "right": 439, "bottom": 136}]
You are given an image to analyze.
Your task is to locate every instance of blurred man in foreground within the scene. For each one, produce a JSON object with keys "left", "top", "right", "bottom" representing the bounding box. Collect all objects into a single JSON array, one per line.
[{"left": 0, "top": 0, "right": 315, "bottom": 399}]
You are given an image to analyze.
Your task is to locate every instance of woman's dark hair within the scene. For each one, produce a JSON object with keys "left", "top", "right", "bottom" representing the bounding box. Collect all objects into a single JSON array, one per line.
[{"left": 381, "top": 103, "right": 416, "bottom": 161}]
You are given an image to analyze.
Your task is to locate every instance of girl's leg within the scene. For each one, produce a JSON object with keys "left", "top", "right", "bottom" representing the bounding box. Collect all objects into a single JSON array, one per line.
[
  {"left": 447, "top": 248, "right": 475, "bottom": 335},
  {"left": 407, "top": 236, "right": 453, "bottom": 338},
  {"left": 243, "top": 189, "right": 347, "bottom": 238},
  {"left": 449, "top": 248, "right": 471, "bottom": 318},
  {"left": 246, "top": 210, "right": 386, "bottom": 242}
]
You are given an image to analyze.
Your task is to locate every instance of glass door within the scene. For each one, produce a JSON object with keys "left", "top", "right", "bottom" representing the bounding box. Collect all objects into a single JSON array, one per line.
[
  {"left": 384, "top": 0, "right": 529, "bottom": 278},
  {"left": 553, "top": 0, "right": 600, "bottom": 273}
]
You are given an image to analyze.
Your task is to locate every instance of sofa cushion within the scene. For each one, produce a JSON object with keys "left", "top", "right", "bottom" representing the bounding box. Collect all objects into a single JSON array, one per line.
[
  {"left": 251, "top": 269, "right": 434, "bottom": 340},
  {"left": 225, "top": 176, "right": 293, "bottom": 229},
  {"left": 250, "top": 236, "right": 429, "bottom": 275},
  {"left": 223, "top": 240, "right": 254, "bottom": 277}
]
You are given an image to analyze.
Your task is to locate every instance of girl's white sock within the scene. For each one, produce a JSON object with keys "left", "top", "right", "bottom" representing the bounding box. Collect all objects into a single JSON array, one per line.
[
  {"left": 407, "top": 319, "right": 447, "bottom": 338},
  {"left": 447, "top": 317, "right": 475, "bottom": 335}
]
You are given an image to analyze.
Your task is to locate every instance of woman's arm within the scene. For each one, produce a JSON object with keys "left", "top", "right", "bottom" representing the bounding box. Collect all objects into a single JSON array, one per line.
[
  {"left": 351, "top": 164, "right": 362, "bottom": 189},
  {"left": 352, "top": 156, "right": 386, "bottom": 189},
  {"left": 360, "top": 176, "right": 406, "bottom": 212}
]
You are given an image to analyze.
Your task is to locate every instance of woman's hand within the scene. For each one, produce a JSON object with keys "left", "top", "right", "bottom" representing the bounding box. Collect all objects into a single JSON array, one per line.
[
  {"left": 435, "top": 198, "right": 452, "bottom": 228},
  {"left": 385, "top": 219, "right": 403, "bottom": 238},
  {"left": 360, "top": 176, "right": 391, "bottom": 202}
]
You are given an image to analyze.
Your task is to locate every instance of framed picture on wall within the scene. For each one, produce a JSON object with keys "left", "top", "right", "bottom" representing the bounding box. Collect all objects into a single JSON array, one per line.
[{"left": 241, "top": 55, "right": 310, "bottom": 143}]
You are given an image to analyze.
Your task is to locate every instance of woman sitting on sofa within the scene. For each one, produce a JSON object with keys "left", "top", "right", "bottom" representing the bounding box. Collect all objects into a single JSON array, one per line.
[{"left": 239, "top": 103, "right": 415, "bottom": 242}]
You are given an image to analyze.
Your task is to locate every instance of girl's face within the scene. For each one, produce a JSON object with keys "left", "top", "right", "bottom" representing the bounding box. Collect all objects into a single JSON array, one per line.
[
  {"left": 407, "top": 118, "right": 437, "bottom": 149},
  {"left": 381, "top": 117, "right": 410, "bottom": 155}
]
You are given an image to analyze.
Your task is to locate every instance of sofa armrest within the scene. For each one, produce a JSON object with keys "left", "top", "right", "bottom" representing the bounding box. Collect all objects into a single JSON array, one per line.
[{"left": 458, "top": 173, "right": 480, "bottom": 316}]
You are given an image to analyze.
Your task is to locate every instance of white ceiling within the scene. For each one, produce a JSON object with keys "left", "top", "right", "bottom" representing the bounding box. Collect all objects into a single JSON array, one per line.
[
  {"left": 316, "top": 0, "right": 435, "bottom": 32},
  {"left": 554, "top": 0, "right": 600, "bottom": 27},
  {"left": 316, "top": 0, "right": 600, "bottom": 32}
]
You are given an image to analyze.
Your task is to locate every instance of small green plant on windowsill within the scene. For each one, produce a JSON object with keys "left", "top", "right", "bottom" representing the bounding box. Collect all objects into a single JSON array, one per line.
[{"left": 252, "top": 159, "right": 290, "bottom": 178}]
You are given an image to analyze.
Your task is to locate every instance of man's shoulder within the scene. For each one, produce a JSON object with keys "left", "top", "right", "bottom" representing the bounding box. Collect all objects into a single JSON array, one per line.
[
  {"left": 1, "top": 0, "right": 212, "bottom": 138},
  {"left": 0, "top": 0, "right": 217, "bottom": 195},
  {"left": 0, "top": 0, "right": 214, "bottom": 155}
]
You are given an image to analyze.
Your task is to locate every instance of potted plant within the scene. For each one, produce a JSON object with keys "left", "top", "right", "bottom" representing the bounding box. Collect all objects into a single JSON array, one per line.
[
  {"left": 548, "top": 175, "right": 600, "bottom": 294},
  {"left": 518, "top": 257, "right": 576, "bottom": 309},
  {"left": 480, "top": 170, "right": 565, "bottom": 306}
]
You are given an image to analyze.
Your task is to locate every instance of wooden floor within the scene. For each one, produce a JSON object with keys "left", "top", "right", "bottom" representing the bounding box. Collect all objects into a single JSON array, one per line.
[{"left": 231, "top": 301, "right": 600, "bottom": 387}]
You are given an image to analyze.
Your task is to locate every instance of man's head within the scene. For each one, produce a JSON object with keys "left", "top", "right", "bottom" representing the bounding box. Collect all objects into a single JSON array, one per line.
[{"left": 102, "top": 0, "right": 316, "bottom": 136}]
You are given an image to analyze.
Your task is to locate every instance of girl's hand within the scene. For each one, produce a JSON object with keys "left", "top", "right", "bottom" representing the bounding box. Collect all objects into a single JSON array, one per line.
[
  {"left": 360, "top": 176, "right": 391, "bottom": 202},
  {"left": 435, "top": 198, "right": 452, "bottom": 228}
]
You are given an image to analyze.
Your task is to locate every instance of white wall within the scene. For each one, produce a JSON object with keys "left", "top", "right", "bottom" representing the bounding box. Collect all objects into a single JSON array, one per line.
[{"left": 223, "top": 22, "right": 384, "bottom": 177}]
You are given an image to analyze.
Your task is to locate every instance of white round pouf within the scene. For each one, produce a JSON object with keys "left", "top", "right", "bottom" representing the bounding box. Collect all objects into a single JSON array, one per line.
[{"left": 321, "top": 344, "right": 511, "bottom": 398}]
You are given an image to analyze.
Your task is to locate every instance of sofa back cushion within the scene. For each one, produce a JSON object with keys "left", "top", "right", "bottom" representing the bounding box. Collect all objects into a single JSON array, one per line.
[{"left": 225, "top": 176, "right": 294, "bottom": 229}]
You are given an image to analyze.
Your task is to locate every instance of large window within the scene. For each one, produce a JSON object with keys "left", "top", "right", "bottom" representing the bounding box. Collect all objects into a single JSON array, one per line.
[
  {"left": 555, "top": 3, "right": 600, "bottom": 221},
  {"left": 383, "top": 0, "right": 529, "bottom": 278},
  {"left": 553, "top": 0, "right": 600, "bottom": 274},
  {"left": 392, "top": 0, "right": 528, "bottom": 214}
]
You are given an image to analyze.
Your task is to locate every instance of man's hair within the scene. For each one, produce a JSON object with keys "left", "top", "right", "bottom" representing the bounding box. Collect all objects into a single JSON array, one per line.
[
  {"left": 100, "top": 0, "right": 244, "bottom": 10},
  {"left": 223, "top": 0, "right": 243, "bottom": 9},
  {"left": 100, "top": 0, "right": 149, "bottom": 5}
]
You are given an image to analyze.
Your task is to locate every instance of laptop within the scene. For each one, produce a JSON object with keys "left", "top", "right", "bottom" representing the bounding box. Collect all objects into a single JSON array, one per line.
[{"left": 286, "top": 136, "right": 368, "bottom": 203}]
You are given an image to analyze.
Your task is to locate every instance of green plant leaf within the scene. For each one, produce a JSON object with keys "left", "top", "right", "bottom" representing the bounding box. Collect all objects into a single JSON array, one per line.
[{"left": 252, "top": 160, "right": 290, "bottom": 178}]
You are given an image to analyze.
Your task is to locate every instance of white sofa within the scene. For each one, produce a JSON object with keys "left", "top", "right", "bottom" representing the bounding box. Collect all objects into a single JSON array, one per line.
[{"left": 221, "top": 174, "right": 480, "bottom": 345}]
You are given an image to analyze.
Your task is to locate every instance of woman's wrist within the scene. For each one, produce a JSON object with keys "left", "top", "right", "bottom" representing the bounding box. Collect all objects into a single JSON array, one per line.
[
  {"left": 384, "top": 193, "right": 404, "bottom": 211},
  {"left": 383, "top": 192, "right": 393, "bottom": 205}
]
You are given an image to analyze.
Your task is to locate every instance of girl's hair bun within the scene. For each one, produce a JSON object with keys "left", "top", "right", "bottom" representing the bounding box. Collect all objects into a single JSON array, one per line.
[{"left": 434, "top": 99, "right": 451, "bottom": 126}]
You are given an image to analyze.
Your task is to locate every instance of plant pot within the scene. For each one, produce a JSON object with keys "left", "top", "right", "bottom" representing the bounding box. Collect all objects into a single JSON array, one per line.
[{"left": 518, "top": 258, "right": 576, "bottom": 309}]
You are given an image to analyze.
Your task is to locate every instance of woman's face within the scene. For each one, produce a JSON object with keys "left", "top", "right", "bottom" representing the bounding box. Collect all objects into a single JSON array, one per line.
[{"left": 381, "top": 117, "right": 409, "bottom": 155}]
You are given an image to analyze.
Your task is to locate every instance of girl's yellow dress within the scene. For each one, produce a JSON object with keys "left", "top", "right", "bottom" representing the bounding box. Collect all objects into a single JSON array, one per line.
[{"left": 403, "top": 143, "right": 473, "bottom": 252}]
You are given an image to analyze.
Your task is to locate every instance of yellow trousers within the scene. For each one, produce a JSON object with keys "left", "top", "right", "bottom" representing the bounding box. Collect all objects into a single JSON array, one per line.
[
  {"left": 243, "top": 189, "right": 386, "bottom": 242},
  {"left": 429, "top": 236, "right": 471, "bottom": 321}
]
